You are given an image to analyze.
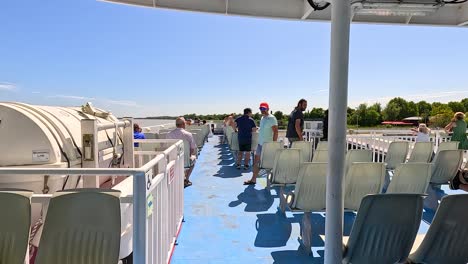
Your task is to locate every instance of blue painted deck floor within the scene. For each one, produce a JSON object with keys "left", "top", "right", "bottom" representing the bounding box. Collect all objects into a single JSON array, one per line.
[{"left": 170, "top": 136, "right": 463, "bottom": 264}]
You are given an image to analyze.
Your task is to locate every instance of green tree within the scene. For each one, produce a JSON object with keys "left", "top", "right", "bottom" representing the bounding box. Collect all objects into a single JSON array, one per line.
[
  {"left": 304, "top": 108, "right": 325, "bottom": 119},
  {"left": 253, "top": 113, "right": 261, "bottom": 121},
  {"left": 417, "top": 101, "right": 432, "bottom": 123},
  {"left": 273, "top": 111, "right": 284, "bottom": 121},
  {"left": 365, "top": 109, "right": 381, "bottom": 126},
  {"left": 448, "top": 101, "right": 465, "bottom": 113},
  {"left": 407, "top": 101, "right": 419, "bottom": 117},
  {"left": 461, "top": 98, "right": 468, "bottom": 112},
  {"left": 431, "top": 103, "right": 452, "bottom": 116},
  {"left": 382, "top": 97, "right": 407, "bottom": 121},
  {"left": 430, "top": 104, "right": 453, "bottom": 128}
]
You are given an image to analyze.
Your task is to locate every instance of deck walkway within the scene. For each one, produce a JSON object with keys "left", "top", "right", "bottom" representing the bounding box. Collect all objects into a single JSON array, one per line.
[{"left": 170, "top": 136, "right": 463, "bottom": 264}]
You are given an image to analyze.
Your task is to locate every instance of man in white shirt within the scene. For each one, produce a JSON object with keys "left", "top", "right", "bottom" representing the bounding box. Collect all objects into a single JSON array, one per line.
[{"left": 167, "top": 117, "right": 197, "bottom": 187}]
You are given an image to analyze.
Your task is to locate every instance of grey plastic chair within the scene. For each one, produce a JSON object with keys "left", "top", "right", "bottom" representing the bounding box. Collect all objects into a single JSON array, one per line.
[
  {"left": 259, "top": 142, "right": 283, "bottom": 171},
  {"left": 385, "top": 141, "right": 409, "bottom": 170},
  {"left": 250, "top": 132, "right": 259, "bottom": 152},
  {"left": 269, "top": 149, "right": 302, "bottom": 186},
  {"left": 312, "top": 150, "right": 328, "bottom": 162},
  {"left": 230, "top": 131, "right": 240, "bottom": 152},
  {"left": 386, "top": 163, "right": 432, "bottom": 194},
  {"left": 0, "top": 189, "right": 32, "bottom": 264},
  {"left": 316, "top": 141, "right": 328, "bottom": 151},
  {"left": 225, "top": 126, "right": 235, "bottom": 146},
  {"left": 143, "top": 132, "right": 157, "bottom": 139},
  {"left": 408, "top": 194, "right": 468, "bottom": 264},
  {"left": 430, "top": 150, "right": 463, "bottom": 184},
  {"left": 291, "top": 141, "right": 314, "bottom": 162},
  {"left": 433, "top": 141, "right": 459, "bottom": 162},
  {"left": 267, "top": 149, "right": 302, "bottom": 212},
  {"left": 408, "top": 142, "right": 433, "bottom": 163},
  {"left": 344, "top": 162, "right": 386, "bottom": 211},
  {"left": 35, "top": 188, "right": 121, "bottom": 264},
  {"left": 285, "top": 163, "right": 327, "bottom": 254},
  {"left": 343, "top": 193, "right": 424, "bottom": 264},
  {"left": 345, "top": 150, "right": 373, "bottom": 175}
]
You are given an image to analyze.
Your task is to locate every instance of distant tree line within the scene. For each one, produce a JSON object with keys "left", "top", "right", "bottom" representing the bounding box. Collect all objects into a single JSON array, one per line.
[{"left": 145, "top": 97, "right": 468, "bottom": 128}]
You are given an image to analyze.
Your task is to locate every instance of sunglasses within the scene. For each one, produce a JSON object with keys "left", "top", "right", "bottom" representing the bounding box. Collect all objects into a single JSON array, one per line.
[{"left": 259, "top": 107, "right": 267, "bottom": 111}]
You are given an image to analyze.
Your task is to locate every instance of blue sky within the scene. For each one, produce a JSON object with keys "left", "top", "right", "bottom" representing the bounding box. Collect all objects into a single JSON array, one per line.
[{"left": 1, "top": 0, "right": 467, "bottom": 117}]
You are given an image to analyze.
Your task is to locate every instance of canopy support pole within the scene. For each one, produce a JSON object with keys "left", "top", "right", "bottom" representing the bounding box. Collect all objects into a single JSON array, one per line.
[{"left": 325, "top": 0, "right": 351, "bottom": 263}]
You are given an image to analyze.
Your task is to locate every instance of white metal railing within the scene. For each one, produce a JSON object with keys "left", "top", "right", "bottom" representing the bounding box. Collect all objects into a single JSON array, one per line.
[
  {"left": 0, "top": 139, "right": 185, "bottom": 264},
  {"left": 142, "top": 123, "right": 175, "bottom": 133},
  {"left": 303, "top": 129, "right": 452, "bottom": 162}
]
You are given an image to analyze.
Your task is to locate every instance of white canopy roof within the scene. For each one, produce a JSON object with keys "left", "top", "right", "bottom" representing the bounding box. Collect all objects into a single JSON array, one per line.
[{"left": 103, "top": 0, "right": 468, "bottom": 27}]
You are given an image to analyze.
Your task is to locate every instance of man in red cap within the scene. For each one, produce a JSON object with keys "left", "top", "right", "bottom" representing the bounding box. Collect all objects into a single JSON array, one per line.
[{"left": 244, "top": 102, "right": 278, "bottom": 185}]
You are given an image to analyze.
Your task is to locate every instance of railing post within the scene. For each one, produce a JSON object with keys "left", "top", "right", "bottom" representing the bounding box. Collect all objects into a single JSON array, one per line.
[
  {"left": 123, "top": 118, "right": 135, "bottom": 168},
  {"left": 81, "top": 119, "right": 99, "bottom": 187},
  {"left": 133, "top": 171, "right": 147, "bottom": 263}
]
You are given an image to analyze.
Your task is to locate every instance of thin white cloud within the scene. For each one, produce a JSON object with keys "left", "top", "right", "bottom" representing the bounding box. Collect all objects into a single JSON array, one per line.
[
  {"left": 48, "top": 95, "right": 96, "bottom": 100},
  {"left": 103, "top": 99, "right": 139, "bottom": 107},
  {"left": 0, "top": 82, "right": 16, "bottom": 91},
  {"left": 31, "top": 91, "right": 41, "bottom": 94}
]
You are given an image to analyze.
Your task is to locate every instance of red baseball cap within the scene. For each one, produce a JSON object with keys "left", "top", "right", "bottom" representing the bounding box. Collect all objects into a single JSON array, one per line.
[{"left": 259, "top": 102, "right": 269, "bottom": 109}]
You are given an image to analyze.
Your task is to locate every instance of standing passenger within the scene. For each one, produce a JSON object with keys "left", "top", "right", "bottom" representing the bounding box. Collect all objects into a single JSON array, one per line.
[
  {"left": 235, "top": 108, "right": 257, "bottom": 169},
  {"left": 244, "top": 102, "right": 278, "bottom": 185},
  {"left": 286, "top": 99, "right": 307, "bottom": 147}
]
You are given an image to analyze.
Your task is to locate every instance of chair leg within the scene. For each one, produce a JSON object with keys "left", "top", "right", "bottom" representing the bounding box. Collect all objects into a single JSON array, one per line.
[
  {"left": 301, "top": 212, "right": 312, "bottom": 255},
  {"left": 279, "top": 186, "right": 286, "bottom": 213}
]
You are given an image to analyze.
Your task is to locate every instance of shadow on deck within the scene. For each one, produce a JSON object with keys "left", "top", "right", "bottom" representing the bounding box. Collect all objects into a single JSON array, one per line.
[{"left": 171, "top": 136, "right": 458, "bottom": 263}]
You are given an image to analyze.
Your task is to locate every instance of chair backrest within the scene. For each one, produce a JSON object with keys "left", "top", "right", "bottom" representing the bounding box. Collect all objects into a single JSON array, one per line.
[
  {"left": 192, "top": 132, "right": 204, "bottom": 148},
  {"left": 316, "top": 141, "right": 328, "bottom": 151},
  {"left": 291, "top": 163, "right": 327, "bottom": 211},
  {"left": 430, "top": 150, "right": 463, "bottom": 184},
  {"left": 36, "top": 189, "right": 121, "bottom": 264},
  {"left": 385, "top": 141, "right": 409, "bottom": 170},
  {"left": 433, "top": 141, "right": 459, "bottom": 161},
  {"left": 345, "top": 150, "right": 373, "bottom": 175},
  {"left": 143, "top": 132, "right": 157, "bottom": 139},
  {"left": 0, "top": 189, "right": 32, "bottom": 264},
  {"left": 291, "top": 141, "right": 314, "bottom": 162},
  {"left": 230, "top": 132, "right": 239, "bottom": 151},
  {"left": 386, "top": 163, "right": 432, "bottom": 194},
  {"left": 408, "top": 142, "right": 433, "bottom": 163},
  {"left": 437, "top": 141, "right": 459, "bottom": 152},
  {"left": 343, "top": 194, "right": 424, "bottom": 264},
  {"left": 312, "top": 150, "right": 328, "bottom": 162},
  {"left": 260, "top": 142, "right": 283, "bottom": 170},
  {"left": 158, "top": 132, "right": 168, "bottom": 139},
  {"left": 409, "top": 194, "right": 468, "bottom": 264},
  {"left": 344, "top": 162, "right": 386, "bottom": 211},
  {"left": 225, "top": 126, "right": 235, "bottom": 144},
  {"left": 183, "top": 139, "right": 192, "bottom": 168},
  {"left": 271, "top": 149, "right": 302, "bottom": 184},
  {"left": 251, "top": 132, "right": 259, "bottom": 151}
]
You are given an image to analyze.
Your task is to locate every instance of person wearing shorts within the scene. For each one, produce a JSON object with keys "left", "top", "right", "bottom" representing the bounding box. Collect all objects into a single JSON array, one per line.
[
  {"left": 235, "top": 108, "right": 257, "bottom": 169},
  {"left": 244, "top": 102, "right": 278, "bottom": 185}
]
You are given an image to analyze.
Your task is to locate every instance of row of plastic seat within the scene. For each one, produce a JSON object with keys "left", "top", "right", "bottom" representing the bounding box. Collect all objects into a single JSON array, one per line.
[
  {"left": 270, "top": 160, "right": 467, "bottom": 263},
  {"left": 0, "top": 188, "right": 121, "bottom": 264},
  {"left": 259, "top": 141, "right": 463, "bottom": 185},
  {"left": 331, "top": 193, "right": 468, "bottom": 264}
]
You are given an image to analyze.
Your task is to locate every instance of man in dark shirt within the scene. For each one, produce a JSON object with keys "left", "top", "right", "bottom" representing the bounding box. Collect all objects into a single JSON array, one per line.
[
  {"left": 235, "top": 108, "right": 257, "bottom": 169},
  {"left": 286, "top": 99, "right": 307, "bottom": 147}
]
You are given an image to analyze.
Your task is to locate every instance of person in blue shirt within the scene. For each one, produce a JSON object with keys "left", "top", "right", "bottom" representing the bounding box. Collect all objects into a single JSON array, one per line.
[
  {"left": 235, "top": 108, "right": 257, "bottom": 169},
  {"left": 244, "top": 102, "right": 278, "bottom": 185},
  {"left": 133, "top": 123, "right": 145, "bottom": 147}
]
